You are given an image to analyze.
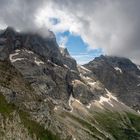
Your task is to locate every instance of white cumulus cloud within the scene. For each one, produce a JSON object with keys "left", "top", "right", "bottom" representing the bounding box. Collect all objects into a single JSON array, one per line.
[{"left": 0, "top": 0, "right": 140, "bottom": 64}]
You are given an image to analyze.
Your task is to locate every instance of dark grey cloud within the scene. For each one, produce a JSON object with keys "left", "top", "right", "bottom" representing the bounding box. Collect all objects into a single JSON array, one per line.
[{"left": 0, "top": 0, "right": 140, "bottom": 64}]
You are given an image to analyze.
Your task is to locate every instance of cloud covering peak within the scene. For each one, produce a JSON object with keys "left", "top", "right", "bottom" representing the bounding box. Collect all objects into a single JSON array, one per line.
[{"left": 0, "top": 0, "right": 140, "bottom": 64}]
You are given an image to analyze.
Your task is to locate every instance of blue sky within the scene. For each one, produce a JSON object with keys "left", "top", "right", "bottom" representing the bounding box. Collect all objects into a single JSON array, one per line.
[{"left": 56, "top": 31, "right": 103, "bottom": 64}]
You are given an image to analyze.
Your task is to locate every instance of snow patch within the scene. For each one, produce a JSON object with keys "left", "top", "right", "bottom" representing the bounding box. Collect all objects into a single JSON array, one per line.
[
  {"left": 88, "top": 82, "right": 96, "bottom": 86},
  {"left": 80, "top": 74, "right": 93, "bottom": 82},
  {"left": 68, "top": 94, "right": 75, "bottom": 112},
  {"left": 137, "top": 110, "right": 140, "bottom": 114},
  {"left": 105, "top": 89, "right": 118, "bottom": 102},
  {"left": 137, "top": 65, "right": 140, "bottom": 70},
  {"left": 9, "top": 52, "right": 25, "bottom": 63},
  {"left": 34, "top": 57, "right": 44, "bottom": 66},
  {"left": 114, "top": 67, "right": 122, "bottom": 73},
  {"left": 11, "top": 58, "right": 25, "bottom": 62},
  {"left": 54, "top": 106, "right": 58, "bottom": 111},
  {"left": 9, "top": 52, "right": 19, "bottom": 59},
  {"left": 44, "top": 99, "right": 47, "bottom": 102},
  {"left": 68, "top": 94, "right": 83, "bottom": 112},
  {"left": 99, "top": 96, "right": 114, "bottom": 107},
  {"left": 75, "top": 99, "right": 82, "bottom": 105},
  {"left": 47, "top": 59, "right": 60, "bottom": 67},
  {"left": 86, "top": 103, "right": 91, "bottom": 109},
  {"left": 80, "top": 65, "right": 91, "bottom": 72},
  {"left": 15, "top": 49, "right": 20, "bottom": 53},
  {"left": 72, "top": 79, "right": 83, "bottom": 85},
  {"left": 80, "top": 74, "right": 96, "bottom": 87},
  {"left": 84, "top": 76, "right": 92, "bottom": 81},
  {"left": 64, "top": 64, "right": 69, "bottom": 69},
  {"left": 24, "top": 49, "right": 34, "bottom": 54},
  {"left": 137, "top": 84, "right": 140, "bottom": 87},
  {"left": 98, "top": 89, "right": 119, "bottom": 107}
]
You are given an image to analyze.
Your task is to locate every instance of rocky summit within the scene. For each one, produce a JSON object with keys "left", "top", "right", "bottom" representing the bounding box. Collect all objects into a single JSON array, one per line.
[{"left": 0, "top": 27, "right": 140, "bottom": 140}]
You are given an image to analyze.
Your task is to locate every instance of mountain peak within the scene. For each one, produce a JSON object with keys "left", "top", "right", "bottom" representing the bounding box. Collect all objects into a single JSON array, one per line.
[
  {"left": 0, "top": 26, "right": 17, "bottom": 38},
  {"left": 59, "top": 47, "right": 70, "bottom": 57},
  {"left": 0, "top": 27, "right": 78, "bottom": 70},
  {"left": 5, "top": 26, "right": 15, "bottom": 32}
]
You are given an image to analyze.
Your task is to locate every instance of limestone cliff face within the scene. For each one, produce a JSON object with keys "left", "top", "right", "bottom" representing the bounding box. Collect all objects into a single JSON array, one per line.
[
  {"left": 0, "top": 27, "right": 62, "bottom": 67},
  {"left": 0, "top": 27, "right": 140, "bottom": 140},
  {"left": 59, "top": 47, "right": 78, "bottom": 71},
  {"left": 84, "top": 55, "right": 140, "bottom": 110}
]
